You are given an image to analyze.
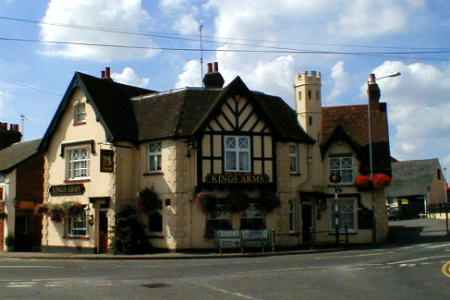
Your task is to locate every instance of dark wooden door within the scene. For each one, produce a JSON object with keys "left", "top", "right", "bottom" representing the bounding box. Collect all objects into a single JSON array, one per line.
[
  {"left": 98, "top": 211, "right": 108, "bottom": 253},
  {"left": 302, "top": 204, "right": 312, "bottom": 244}
]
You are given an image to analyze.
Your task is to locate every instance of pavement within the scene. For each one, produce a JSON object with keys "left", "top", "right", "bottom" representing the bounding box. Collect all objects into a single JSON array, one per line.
[{"left": 0, "top": 218, "right": 448, "bottom": 299}]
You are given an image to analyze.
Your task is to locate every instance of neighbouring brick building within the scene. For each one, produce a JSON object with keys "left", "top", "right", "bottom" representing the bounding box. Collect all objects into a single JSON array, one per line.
[
  {"left": 38, "top": 65, "right": 392, "bottom": 253},
  {"left": 0, "top": 138, "right": 44, "bottom": 251}
]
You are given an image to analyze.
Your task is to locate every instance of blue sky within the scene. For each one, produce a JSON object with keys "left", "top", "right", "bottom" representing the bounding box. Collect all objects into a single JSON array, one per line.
[{"left": 1, "top": 0, "right": 450, "bottom": 173}]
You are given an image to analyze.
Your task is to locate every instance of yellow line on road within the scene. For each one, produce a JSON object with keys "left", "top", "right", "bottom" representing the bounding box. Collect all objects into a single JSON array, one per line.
[{"left": 442, "top": 261, "right": 450, "bottom": 279}]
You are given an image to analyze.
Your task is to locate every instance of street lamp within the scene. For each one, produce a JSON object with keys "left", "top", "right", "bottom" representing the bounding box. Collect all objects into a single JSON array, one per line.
[{"left": 367, "top": 72, "right": 401, "bottom": 244}]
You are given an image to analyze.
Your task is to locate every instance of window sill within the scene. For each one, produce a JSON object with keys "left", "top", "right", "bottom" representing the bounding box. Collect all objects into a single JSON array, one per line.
[
  {"left": 64, "top": 235, "right": 90, "bottom": 240},
  {"left": 143, "top": 172, "right": 164, "bottom": 176},
  {"left": 289, "top": 173, "right": 301, "bottom": 177},
  {"left": 65, "top": 178, "right": 91, "bottom": 183},
  {"left": 73, "top": 121, "right": 86, "bottom": 126},
  {"left": 327, "top": 231, "right": 357, "bottom": 236}
]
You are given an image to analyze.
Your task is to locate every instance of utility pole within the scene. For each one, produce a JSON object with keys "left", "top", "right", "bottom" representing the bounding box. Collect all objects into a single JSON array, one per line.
[
  {"left": 199, "top": 23, "right": 204, "bottom": 86},
  {"left": 20, "top": 114, "right": 25, "bottom": 138}
]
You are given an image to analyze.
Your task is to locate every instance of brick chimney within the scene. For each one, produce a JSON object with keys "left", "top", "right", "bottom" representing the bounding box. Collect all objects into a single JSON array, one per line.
[
  {"left": 367, "top": 73, "right": 381, "bottom": 109},
  {"left": 0, "top": 122, "right": 22, "bottom": 150},
  {"left": 101, "top": 67, "right": 112, "bottom": 80},
  {"left": 203, "top": 62, "right": 224, "bottom": 88}
]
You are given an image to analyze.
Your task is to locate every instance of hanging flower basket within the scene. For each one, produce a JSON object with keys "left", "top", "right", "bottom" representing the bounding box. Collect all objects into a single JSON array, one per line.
[
  {"left": 355, "top": 174, "right": 392, "bottom": 190},
  {"left": 34, "top": 203, "right": 49, "bottom": 216},
  {"left": 260, "top": 192, "right": 281, "bottom": 213},
  {"left": 0, "top": 211, "right": 7, "bottom": 220},
  {"left": 372, "top": 173, "right": 392, "bottom": 189},
  {"left": 138, "top": 188, "right": 162, "bottom": 214},
  {"left": 228, "top": 191, "right": 250, "bottom": 213},
  {"left": 49, "top": 205, "right": 65, "bottom": 223},
  {"left": 62, "top": 202, "right": 85, "bottom": 217},
  {"left": 194, "top": 192, "right": 217, "bottom": 213}
]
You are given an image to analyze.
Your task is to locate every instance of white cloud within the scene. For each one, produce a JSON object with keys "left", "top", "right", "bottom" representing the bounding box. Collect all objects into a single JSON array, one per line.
[
  {"left": 176, "top": 60, "right": 202, "bottom": 88},
  {"left": 367, "top": 61, "right": 450, "bottom": 166},
  {"left": 40, "top": 0, "right": 157, "bottom": 61},
  {"left": 173, "top": 14, "right": 199, "bottom": 35},
  {"left": 0, "top": 89, "right": 10, "bottom": 118},
  {"left": 111, "top": 67, "right": 150, "bottom": 87},
  {"left": 329, "top": 61, "right": 351, "bottom": 101},
  {"left": 159, "top": 0, "right": 187, "bottom": 12}
]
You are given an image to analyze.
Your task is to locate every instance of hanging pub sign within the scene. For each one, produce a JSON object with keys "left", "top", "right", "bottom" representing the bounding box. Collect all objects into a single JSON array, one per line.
[
  {"left": 49, "top": 184, "right": 85, "bottom": 196},
  {"left": 205, "top": 173, "right": 269, "bottom": 185},
  {"left": 100, "top": 149, "right": 114, "bottom": 173}
]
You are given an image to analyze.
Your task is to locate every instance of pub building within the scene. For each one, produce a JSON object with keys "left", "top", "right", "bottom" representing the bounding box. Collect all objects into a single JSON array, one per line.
[{"left": 38, "top": 64, "right": 391, "bottom": 253}]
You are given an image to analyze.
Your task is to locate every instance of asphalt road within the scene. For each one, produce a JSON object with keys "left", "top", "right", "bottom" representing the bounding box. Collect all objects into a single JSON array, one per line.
[{"left": 0, "top": 220, "right": 449, "bottom": 300}]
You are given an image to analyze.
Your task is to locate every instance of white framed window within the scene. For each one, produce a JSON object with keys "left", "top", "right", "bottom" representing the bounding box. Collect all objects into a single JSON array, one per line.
[
  {"left": 67, "top": 211, "right": 88, "bottom": 237},
  {"left": 289, "top": 144, "right": 299, "bottom": 174},
  {"left": 148, "top": 142, "right": 162, "bottom": 172},
  {"left": 66, "top": 148, "right": 90, "bottom": 180},
  {"left": 329, "top": 155, "right": 353, "bottom": 184},
  {"left": 240, "top": 203, "right": 265, "bottom": 230},
  {"left": 329, "top": 197, "right": 357, "bottom": 232},
  {"left": 224, "top": 136, "right": 250, "bottom": 172},
  {"left": 74, "top": 102, "right": 86, "bottom": 124}
]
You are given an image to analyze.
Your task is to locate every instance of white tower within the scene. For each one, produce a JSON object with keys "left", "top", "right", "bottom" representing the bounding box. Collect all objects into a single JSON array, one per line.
[{"left": 294, "top": 71, "right": 322, "bottom": 140}]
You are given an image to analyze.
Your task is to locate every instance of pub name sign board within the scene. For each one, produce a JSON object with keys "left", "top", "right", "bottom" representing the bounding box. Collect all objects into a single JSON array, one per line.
[
  {"left": 205, "top": 173, "right": 269, "bottom": 185},
  {"left": 49, "top": 184, "right": 85, "bottom": 196}
]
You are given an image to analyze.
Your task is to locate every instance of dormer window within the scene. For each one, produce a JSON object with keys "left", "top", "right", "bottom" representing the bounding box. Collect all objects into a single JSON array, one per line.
[
  {"left": 74, "top": 103, "right": 86, "bottom": 124},
  {"left": 329, "top": 155, "right": 353, "bottom": 184}
]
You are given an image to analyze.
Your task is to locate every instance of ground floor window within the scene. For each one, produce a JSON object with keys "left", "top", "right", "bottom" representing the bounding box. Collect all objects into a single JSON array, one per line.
[
  {"left": 240, "top": 203, "right": 266, "bottom": 230},
  {"left": 206, "top": 202, "right": 232, "bottom": 238},
  {"left": 329, "top": 197, "right": 356, "bottom": 232},
  {"left": 67, "top": 211, "right": 88, "bottom": 237}
]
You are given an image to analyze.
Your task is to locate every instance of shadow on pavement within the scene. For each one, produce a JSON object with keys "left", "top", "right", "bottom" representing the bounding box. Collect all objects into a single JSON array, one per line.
[{"left": 388, "top": 218, "right": 450, "bottom": 245}]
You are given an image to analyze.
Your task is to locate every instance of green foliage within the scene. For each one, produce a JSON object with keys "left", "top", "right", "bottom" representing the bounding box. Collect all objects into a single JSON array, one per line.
[
  {"left": 0, "top": 211, "right": 7, "bottom": 219},
  {"left": 138, "top": 188, "right": 162, "bottom": 214},
  {"left": 49, "top": 204, "right": 65, "bottom": 222},
  {"left": 260, "top": 192, "right": 281, "bottom": 213},
  {"left": 112, "top": 205, "right": 151, "bottom": 254},
  {"left": 5, "top": 235, "right": 14, "bottom": 248},
  {"left": 62, "top": 201, "right": 85, "bottom": 216}
]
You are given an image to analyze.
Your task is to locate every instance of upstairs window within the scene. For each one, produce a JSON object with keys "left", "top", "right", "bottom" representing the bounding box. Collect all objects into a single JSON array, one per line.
[
  {"left": 224, "top": 136, "right": 250, "bottom": 172},
  {"left": 148, "top": 142, "right": 162, "bottom": 172},
  {"left": 329, "top": 155, "right": 353, "bottom": 184},
  {"left": 74, "top": 103, "right": 86, "bottom": 124},
  {"left": 289, "top": 144, "right": 299, "bottom": 174},
  {"left": 67, "top": 148, "right": 90, "bottom": 180}
]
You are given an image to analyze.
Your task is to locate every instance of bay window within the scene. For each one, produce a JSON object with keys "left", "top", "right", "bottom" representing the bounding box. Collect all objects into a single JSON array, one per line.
[{"left": 224, "top": 136, "right": 250, "bottom": 172}]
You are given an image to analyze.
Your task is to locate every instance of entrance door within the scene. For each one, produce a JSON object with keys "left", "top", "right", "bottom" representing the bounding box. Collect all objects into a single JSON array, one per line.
[
  {"left": 15, "top": 214, "right": 32, "bottom": 251},
  {"left": 302, "top": 204, "right": 312, "bottom": 244},
  {"left": 98, "top": 211, "right": 108, "bottom": 253}
]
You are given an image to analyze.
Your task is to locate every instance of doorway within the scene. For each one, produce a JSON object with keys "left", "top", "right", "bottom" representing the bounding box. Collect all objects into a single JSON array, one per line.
[
  {"left": 98, "top": 210, "right": 108, "bottom": 253},
  {"left": 302, "top": 204, "right": 313, "bottom": 244}
]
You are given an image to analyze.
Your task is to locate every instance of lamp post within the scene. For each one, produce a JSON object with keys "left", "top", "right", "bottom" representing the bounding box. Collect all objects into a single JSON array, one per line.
[{"left": 367, "top": 72, "right": 401, "bottom": 244}]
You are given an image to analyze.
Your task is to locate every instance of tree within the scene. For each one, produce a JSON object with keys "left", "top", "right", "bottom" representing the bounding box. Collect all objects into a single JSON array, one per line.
[{"left": 112, "top": 205, "right": 151, "bottom": 254}]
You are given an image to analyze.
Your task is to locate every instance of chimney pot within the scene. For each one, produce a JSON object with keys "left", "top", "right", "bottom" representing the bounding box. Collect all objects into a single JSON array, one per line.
[
  {"left": 207, "top": 63, "right": 213, "bottom": 73},
  {"left": 105, "top": 67, "right": 111, "bottom": 79},
  {"left": 101, "top": 70, "right": 106, "bottom": 79},
  {"left": 213, "top": 62, "right": 219, "bottom": 72},
  {"left": 368, "top": 73, "right": 376, "bottom": 84}
]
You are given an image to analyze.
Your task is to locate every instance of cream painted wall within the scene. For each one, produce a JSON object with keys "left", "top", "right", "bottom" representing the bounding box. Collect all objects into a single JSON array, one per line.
[
  {"left": 2, "top": 170, "right": 16, "bottom": 251},
  {"left": 44, "top": 88, "right": 115, "bottom": 250}
]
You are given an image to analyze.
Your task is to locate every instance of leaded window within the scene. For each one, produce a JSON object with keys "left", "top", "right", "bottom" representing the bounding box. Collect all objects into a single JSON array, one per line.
[
  {"left": 329, "top": 155, "right": 353, "bottom": 184},
  {"left": 67, "top": 148, "right": 89, "bottom": 179},
  {"left": 68, "top": 211, "right": 88, "bottom": 236},
  {"left": 224, "top": 136, "right": 250, "bottom": 172}
]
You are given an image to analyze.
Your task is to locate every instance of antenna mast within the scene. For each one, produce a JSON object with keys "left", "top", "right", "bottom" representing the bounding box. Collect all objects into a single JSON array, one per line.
[
  {"left": 199, "top": 23, "right": 204, "bottom": 86},
  {"left": 20, "top": 114, "right": 25, "bottom": 137}
]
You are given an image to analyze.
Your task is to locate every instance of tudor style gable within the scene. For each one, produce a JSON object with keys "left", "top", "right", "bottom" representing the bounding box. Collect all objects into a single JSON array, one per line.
[{"left": 196, "top": 78, "right": 277, "bottom": 190}]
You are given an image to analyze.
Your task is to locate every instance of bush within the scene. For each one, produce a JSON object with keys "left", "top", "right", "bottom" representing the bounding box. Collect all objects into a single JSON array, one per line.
[
  {"left": 5, "top": 235, "right": 14, "bottom": 250},
  {"left": 49, "top": 205, "right": 65, "bottom": 223},
  {"left": 34, "top": 203, "right": 49, "bottom": 216},
  {"left": 112, "top": 205, "right": 151, "bottom": 254}
]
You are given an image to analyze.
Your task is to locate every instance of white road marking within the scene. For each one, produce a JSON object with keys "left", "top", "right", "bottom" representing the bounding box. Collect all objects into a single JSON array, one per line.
[
  {"left": 388, "top": 255, "right": 450, "bottom": 265},
  {"left": 0, "top": 265, "right": 61, "bottom": 269},
  {"left": 424, "top": 243, "right": 450, "bottom": 249},
  {"left": 196, "top": 283, "right": 261, "bottom": 300},
  {"left": 399, "top": 264, "right": 416, "bottom": 268},
  {"left": 339, "top": 251, "right": 395, "bottom": 258}
]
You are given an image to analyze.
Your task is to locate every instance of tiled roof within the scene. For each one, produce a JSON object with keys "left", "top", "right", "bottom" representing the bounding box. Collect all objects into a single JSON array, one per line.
[
  {"left": 321, "top": 103, "right": 391, "bottom": 175},
  {"left": 0, "top": 139, "right": 41, "bottom": 173}
]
